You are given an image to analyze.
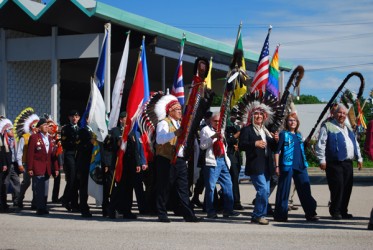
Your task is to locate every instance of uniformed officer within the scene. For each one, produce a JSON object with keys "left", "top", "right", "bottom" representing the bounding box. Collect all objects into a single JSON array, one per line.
[{"left": 60, "top": 109, "right": 80, "bottom": 211}]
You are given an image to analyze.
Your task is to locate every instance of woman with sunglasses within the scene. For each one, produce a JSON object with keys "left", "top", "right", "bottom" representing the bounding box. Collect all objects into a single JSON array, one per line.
[{"left": 273, "top": 113, "right": 319, "bottom": 222}]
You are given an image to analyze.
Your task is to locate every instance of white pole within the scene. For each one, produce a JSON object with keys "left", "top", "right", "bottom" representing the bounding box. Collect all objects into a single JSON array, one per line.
[{"left": 104, "top": 23, "right": 111, "bottom": 112}]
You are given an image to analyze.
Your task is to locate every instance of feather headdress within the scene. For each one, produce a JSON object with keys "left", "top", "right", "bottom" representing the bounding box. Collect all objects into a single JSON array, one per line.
[
  {"left": 0, "top": 118, "right": 13, "bottom": 134},
  {"left": 230, "top": 91, "right": 284, "bottom": 132},
  {"left": 13, "top": 107, "right": 39, "bottom": 141}
]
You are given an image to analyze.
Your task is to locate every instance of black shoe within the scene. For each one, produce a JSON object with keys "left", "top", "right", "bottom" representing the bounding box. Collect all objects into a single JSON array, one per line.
[
  {"left": 274, "top": 217, "right": 288, "bottom": 222},
  {"left": 62, "top": 203, "right": 71, "bottom": 212},
  {"left": 0, "top": 207, "right": 10, "bottom": 213},
  {"left": 81, "top": 212, "right": 93, "bottom": 218},
  {"left": 233, "top": 204, "right": 245, "bottom": 210},
  {"left": 31, "top": 205, "right": 37, "bottom": 210},
  {"left": 71, "top": 207, "right": 80, "bottom": 213},
  {"left": 36, "top": 209, "right": 49, "bottom": 215},
  {"left": 206, "top": 213, "right": 218, "bottom": 219},
  {"left": 17, "top": 203, "right": 24, "bottom": 209},
  {"left": 331, "top": 214, "right": 342, "bottom": 220},
  {"left": 191, "top": 198, "right": 203, "bottom": 208},
  {"left": 342, "top": 213, "right": 353, "bottom": 219},
  {"left": 223, "top": 211, "right": 241, "bottom": 218},
  {"left": 185, "top": 216, "right": 203, "bottom": 222},
  {"left": 368, "top": 223, "right": 373, "bottom": 230},
  {"left": 306, "top": 215, "right": 319, "bottom": 222},
  {"left": 123, "top": 213, "right": 137, "bottom": 219},
  {"left": 158, "top": 216, "right": 171, "bottom": 223}
]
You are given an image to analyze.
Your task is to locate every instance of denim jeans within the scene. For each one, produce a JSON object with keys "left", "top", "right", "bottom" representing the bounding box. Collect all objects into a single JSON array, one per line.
[
  {"left": 204, "top": 157, "right": 234, "bottom": 215},
  {"left": 250, "top": 173, "right": 270, "bottom": 218}
]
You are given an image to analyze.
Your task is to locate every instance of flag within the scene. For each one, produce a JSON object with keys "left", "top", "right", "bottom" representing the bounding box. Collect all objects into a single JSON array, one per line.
[
  {"left": 140, "top": 36, "right": 153, "bottom": 162},
  {"left": 94, "top": 27, "right": 109, "bottom": 91},
  {"left": 251, "top": 26, "right": 272, "bottom": 94},
  {"left": 141, "top": 37, "right": 150, "bottom": 104},
  {"left": 205, "top": 57, "right": 213, "bottom": 89},
  {"left": 81, "top": 25, "right": 109, "bottom": 127},
  {"left": 88, "top": 78, "right": 108, "bottom": 142},
  {"left": 357, "top": 100, "right": 367, "bottom": 129},
  {"left": 108, "top": 31, "right": 130, "bottom": 130},
  {"left": 266, "top": 44, "right": 280, "bottom": 99},
  {"left": 231, "top": 23, "right": 247, "bottom": 107},
  {"left": 88, "top": 139, "right": 103, "bottom": 205},
  {"left": 115, "top": 49, "right": 145, "bottom": 182},
  {"left": 171, "top": 35, "right": 186, "bottom": 105}
]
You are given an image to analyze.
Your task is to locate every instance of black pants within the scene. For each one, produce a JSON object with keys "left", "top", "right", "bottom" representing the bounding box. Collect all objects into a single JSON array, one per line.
[
  {"left": 32, "top": 174, "right": 49, "bottom": 210},
  {"left": 0, "top": 170, "right": 8, "bottom": 209},
  {"left": 325, "top": 160, "right": 353, "bottom": 216},
  {"left": 51, "top": 171, "right": 60, "bottom": 202},
  {"left": 156, "top": 156, "right": 194, "bottom": 219},
  {"left": 62, "top": 151, "right": 79, "bottom": 208},
  {"left": 229, "top": 162, "right": 241, "bottom": 206},
  {"left": 5, "top": 163, "right": 20, "bottom": 205}
]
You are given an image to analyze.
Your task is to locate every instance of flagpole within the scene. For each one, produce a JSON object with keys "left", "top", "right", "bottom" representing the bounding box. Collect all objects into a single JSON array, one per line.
[{"left": 104, "top": 23, "right": 111, "bottom": 113}]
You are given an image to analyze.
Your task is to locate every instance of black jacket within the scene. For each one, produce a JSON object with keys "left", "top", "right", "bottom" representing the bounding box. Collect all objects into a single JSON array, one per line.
[{"left": 239, "top": 125, "right": 276, "bottom": 176}]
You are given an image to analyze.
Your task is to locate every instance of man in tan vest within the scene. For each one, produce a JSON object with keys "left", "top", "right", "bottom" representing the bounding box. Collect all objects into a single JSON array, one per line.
[{"left": 155, "top": 95, "right": 200, "bottom": 223}]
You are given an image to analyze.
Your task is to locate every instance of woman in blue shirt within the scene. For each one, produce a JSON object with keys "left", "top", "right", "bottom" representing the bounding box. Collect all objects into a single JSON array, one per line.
[{"left": 273, "top": 113, "right": 318, "bottom": 222}]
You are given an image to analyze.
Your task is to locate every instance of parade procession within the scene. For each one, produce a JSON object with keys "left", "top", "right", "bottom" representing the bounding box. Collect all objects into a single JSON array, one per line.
[{"left": 1, "top": 1, "right": 373, "bottom": 245}]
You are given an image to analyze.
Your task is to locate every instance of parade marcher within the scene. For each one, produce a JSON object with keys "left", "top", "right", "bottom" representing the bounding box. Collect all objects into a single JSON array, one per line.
[
  {"left": 273, "top": 113, "right": 319, "bottom": 222},
  {"left": 27, "top": 118, "right": 59, "bottom": 215},
  {"left": 364, "top": 119, "right": 373, "bottom": 230},
  {"left": 225, "top": 124, "right": 244, "bottom": 210},
  {"left": 43, "top": 115, "right": 63, "bottom": 203},
  {"left": 0, "top": 118, "right": 13, "bottom": 212},
  {"left": 200, "top": 113, "right": 240, "bottom": 219},
  {"left": 60, "top": 109, "right": 80, "bottom": 212},
  {"left": 108, "top": 111, "right": 147, "bottom": 219},
  {"left": 76, "top": 119, "right": 94, "bottom": 217},
  {"left": 3, "top": 120, "right": 21, "bottom": 208},
  {"left": 315, "top": 104, "right": 363, "bottom": 220},
  {"left": 13, "top": 108, "right": 39, "bottom": 209},
  {"left": 239, "top": 101, "right": 279, "bottom": 225},
  {"left": 155, "top": 95, "right": 200, "bottom": 223}
]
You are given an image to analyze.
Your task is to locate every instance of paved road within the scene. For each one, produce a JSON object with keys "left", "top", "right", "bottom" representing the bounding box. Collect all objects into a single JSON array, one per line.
[{"left": 1, "top": 177, "right": 372, "bottom": 250}]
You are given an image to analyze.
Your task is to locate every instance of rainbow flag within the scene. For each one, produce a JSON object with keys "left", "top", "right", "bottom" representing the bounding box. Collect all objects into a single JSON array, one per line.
[{"left": 266, "top": 44, "right": 280, "bottom": 99}]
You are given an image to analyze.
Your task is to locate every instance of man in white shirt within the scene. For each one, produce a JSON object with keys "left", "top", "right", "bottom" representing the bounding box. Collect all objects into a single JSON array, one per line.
[
  {"left": 315, "top": 104, "right": 363, "bottom": 220},
  {"left": 155, "top": 96, "right": 200, "bottom": 223}
]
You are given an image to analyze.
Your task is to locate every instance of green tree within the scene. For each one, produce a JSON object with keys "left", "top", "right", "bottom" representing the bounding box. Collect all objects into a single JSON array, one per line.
[{"left": 293, "top": 94, "right": 323, "bottom": 104}]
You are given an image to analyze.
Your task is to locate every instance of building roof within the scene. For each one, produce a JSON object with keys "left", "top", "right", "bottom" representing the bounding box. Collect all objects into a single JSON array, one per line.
[{"left": 0, "top": 0, "right": 293, "bottom": 71}]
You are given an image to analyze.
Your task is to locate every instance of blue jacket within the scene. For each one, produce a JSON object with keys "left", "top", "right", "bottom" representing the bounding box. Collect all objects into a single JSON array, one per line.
[{"left": 278, "top": 131, "right": 308, "bottom": 171}]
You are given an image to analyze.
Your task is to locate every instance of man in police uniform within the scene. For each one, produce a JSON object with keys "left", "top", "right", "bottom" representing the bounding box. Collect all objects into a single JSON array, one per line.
[{"left": 60, "top": 110, "right": 80, "bottom": 211}]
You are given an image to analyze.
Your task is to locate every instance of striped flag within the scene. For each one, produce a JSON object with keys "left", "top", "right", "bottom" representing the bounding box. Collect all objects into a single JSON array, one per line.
[
  {"left": 171, "top": 35, "right": 186, "bottom": 105},
  {"left": 108, "top": 31, "right": 130, "bottom": 130},
  {"left": 266, "top": 44, "right": 280, "bottom": 99},
  {"left": 115, "top": 48, "right": 145, "bottom": 183},
  {"left": 251, "top": 26, "right": 272, "bottom": 94}
]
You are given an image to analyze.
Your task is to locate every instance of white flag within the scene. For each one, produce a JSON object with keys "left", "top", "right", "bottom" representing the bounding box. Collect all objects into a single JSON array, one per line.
[
  {"left": 108, "top": 32, "right": 130, "bottom": 130},
  {"left": 88, "top": 78, "right": 108, "bottom": 142}
]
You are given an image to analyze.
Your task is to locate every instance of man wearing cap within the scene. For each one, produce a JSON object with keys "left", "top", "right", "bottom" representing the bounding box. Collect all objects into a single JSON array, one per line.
[
  {"left": 155, "top": 97, "right": 200, "bottom": 223},
  {"left": 60, "top": 110, "right": 80, "bottom": 211},
  {"left": 27, "top": 118, "right": 59, "bottom": 215}
]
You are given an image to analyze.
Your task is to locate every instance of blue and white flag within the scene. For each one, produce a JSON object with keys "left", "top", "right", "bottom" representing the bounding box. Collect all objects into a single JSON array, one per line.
[{"left": 88, "top": 78, "right": 108, "bottom": 142}]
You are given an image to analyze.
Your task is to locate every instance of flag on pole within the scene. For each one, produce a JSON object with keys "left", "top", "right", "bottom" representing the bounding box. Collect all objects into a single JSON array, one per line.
[
  {"left": 115, "top": 48, "right": 145, "bottom": 183},
  {"left": 88, "top": 78, "right": 108, "bottom": 142},
  {"left": 171, "top": 34, "right": 186, "bottom": 105},
  {"left": 251, "top": 26, "right": 272, "bottom": 94},
  {"left": 357, "top": 100, "right": 367, "bottom": 129},
  {"left": 94, "top": 27, "right": 109, "bottom": 91},
  {"left": 141, "top": 37, "right": 150, "bottom": 104},
  {"left": 88, "top": 139, "right": 103, "bottom": 205},
  {"left": 81, "top": 26, "right": 109, "bottom": 127},
  {"left": 266, "top": 44, "right": 280, "bottom": 99},
  {"left": 205, "top": 57, "right": 213, "bottom": 89},
  {"left": 231, "top": 23, "right": 247, "bottom": 107},
  {"left": 108, "top": 31, "right": 130, "bottom": 130}
]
